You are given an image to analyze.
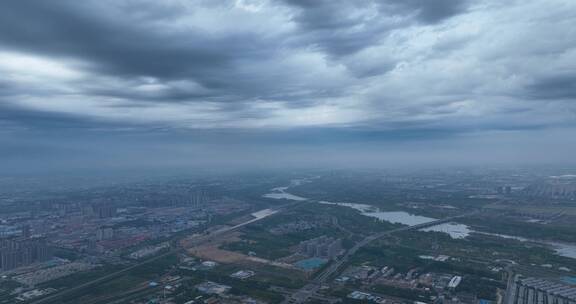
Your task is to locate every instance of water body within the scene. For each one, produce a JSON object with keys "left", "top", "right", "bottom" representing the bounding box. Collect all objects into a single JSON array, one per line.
[
  {"left": 317, "top": 201, "right": 472, "bottom": 239},
  {"left": 421, "top": 223, "right": 474, "bottom": 239},
  {"left": 263, "top": 184, "right": 576, "bottom": 259},
  {"left": 264, "top": 187, "right": 470, "bottom": 238},
  {"left": 319, "top": 202, "right": 433, "bottom": 225},
  {"left": 546, "top": 242, "right": 576, "bottom": 259}
]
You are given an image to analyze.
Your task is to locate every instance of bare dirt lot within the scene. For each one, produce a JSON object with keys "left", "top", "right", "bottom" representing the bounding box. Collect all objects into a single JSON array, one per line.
[
  {"left": 187, "top": 232, "right": 248, "bottom": 263},
  {"left": 186, "top": 231, "right": 297, "bottom": 270}
]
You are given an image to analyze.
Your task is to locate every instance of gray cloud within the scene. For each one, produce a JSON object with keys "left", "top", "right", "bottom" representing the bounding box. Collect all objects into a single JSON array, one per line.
[
  {"left": 0, "top": 0, "right": 575, "bottom": 171},
  {"left": 526, "top": 73, "right": 576, "bottom": 100},
  {"left": 0, "top": 1, "right": 250, "bottom": 82},
  {"left": 282, "top": 0, "right": 470, "bottom": 57},
  {"left": 387, "top": 0, "right": 471, "bottom": 24},
  {"left": 282, "top": 0, "right": 397, "bottom": 57}
]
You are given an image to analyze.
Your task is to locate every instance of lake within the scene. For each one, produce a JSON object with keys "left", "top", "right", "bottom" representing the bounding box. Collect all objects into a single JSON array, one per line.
[{"left": 263, "top": 183, "right": 576, "bottom": 259}]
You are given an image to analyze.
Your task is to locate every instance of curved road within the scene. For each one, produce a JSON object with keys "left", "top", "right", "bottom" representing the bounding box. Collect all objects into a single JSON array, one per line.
[{"left": 283, "top": 211, "right": 478, "bottom": 304}]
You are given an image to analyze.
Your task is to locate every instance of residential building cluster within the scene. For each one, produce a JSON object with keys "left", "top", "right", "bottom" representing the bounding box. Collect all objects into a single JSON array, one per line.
[
  {"left": 512, "top": 277, "right": 576, "bottom": 304},
  {"left": 0, "top": 236, "right": 51, "bottom": 271},
  {"left": 298, "top": 235, "right": 342, "bottom": 260}
]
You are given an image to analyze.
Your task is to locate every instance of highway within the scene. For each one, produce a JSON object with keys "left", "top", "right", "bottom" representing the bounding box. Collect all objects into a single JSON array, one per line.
[
  {"left": 31, "top": 206, "right": 286, "bottom": 304},
  {"left": 31, "top": 248, "right": 179, "bottom": 304},
  {"left": 31, "top": 196, "right": 475, "bottom": 304},
  {"left": 282, "top": 211, "right": 478, "bottom": 304}
]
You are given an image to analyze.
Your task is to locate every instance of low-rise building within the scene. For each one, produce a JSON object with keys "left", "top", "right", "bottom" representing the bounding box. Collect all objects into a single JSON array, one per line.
[{"left": 196, "top": 281, "right": 231, "bottom": 295}]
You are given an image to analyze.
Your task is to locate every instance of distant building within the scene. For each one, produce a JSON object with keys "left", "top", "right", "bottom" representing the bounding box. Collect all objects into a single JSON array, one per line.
[
  {"left": 448, "top": 276, "right": 462, "bottom": 289},
  {"left": 511, "top": 277, "right": 576, "bottom": 304},
  {"left": 22, "top": 225, "right": 31, "bottom": 238},
  {"left": 86, "top": 239, "right": 98, "bottom": 253},
  {"left": 82, "top": 205, "right": 95, "bottom": 217},
  {"left": 96, "top": 227, "right": 115, "bottom": 241},
  {"left": 496, "top": 186, "right": 513, "bottom": 195},
  {"left": 201, "top": 261, "right": 218, "bottom": 268},
  {"left": 0, "top": 225, "right": 20, "bottom": 237},
  {"left": 196, "top": 281, "right": 231, "bottom": 295},
  {"left": 522, "top": 177, "right": 576, "bottom": 200},
  {"left": 299, "top": 236, "right": 342, "bottom": 259},
  {"left": 0, "top": 237, "right": 52, "bottom": 271},
  {"left": 94, "top": 204, "right": 117, "bottom": 218},
  {"left": 82, "top": 204, "right": 117, "bottom": 218},
  {"left": 230, "top": 270, "right": 255, "bottom": 280}
]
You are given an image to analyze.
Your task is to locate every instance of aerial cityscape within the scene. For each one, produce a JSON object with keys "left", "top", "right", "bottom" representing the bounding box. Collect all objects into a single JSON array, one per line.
[
  {"left": 1, "top": 169, "right": 575, "bottom": 303},
  {"left": 1, "top": 0, "right": 576, "bottom": 304}
]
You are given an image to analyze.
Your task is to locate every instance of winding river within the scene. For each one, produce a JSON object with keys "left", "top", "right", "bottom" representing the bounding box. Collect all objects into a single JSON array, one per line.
[{"left": 264, "top": 184, "right": 576, "bottom": 260}]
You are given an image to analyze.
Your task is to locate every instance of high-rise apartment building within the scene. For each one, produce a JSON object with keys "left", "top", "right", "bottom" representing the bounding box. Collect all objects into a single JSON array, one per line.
[{"left": 0, "top": 237, "right": 52, "bottom": 271}]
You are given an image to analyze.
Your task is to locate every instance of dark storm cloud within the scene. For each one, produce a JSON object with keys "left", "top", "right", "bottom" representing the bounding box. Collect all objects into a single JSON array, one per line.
[
  {"left": 281, "top": 0, "right": 397, "bottom": 56},
  {"left": 0, "top": 0, "right": 575, "bottom": 170},
  {"left": 388, "top": 0, "right": 471, "bottom": 24},
  {"left": 526, "top": 73, "right": 576, "bottom": 100},
  {"left": 0, "top": 0, "right": 271, "bottom": 92},
  {"left": 0, "top": 2, "right": 217, "bottom": 78},
  {"left": 281, "top": 0, "right": 470, "bottom": 56},
  {"left": 0, "top": 0, "right": 365, "bottom": 107}
]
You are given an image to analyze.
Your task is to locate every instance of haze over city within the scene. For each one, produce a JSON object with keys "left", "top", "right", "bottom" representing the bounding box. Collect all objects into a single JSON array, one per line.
[{"left": 2, "top": 2, "right": 576, "bottom": 304}]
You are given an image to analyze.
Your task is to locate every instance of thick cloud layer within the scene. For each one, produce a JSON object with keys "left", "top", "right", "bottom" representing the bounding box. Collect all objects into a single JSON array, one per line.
[{"left": 0, "top": 0, "right": 575, "bottom": 171}]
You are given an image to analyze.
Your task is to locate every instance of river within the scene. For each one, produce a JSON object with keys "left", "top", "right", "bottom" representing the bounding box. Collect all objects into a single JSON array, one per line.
[{"left": 263, "top": 185, "right": 576, "bottom": 259}]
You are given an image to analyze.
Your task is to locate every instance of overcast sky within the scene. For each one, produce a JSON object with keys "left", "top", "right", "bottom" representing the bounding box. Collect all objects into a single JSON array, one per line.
[{"left": 1, "top": 0, "right": 575, "bottom": 173}]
